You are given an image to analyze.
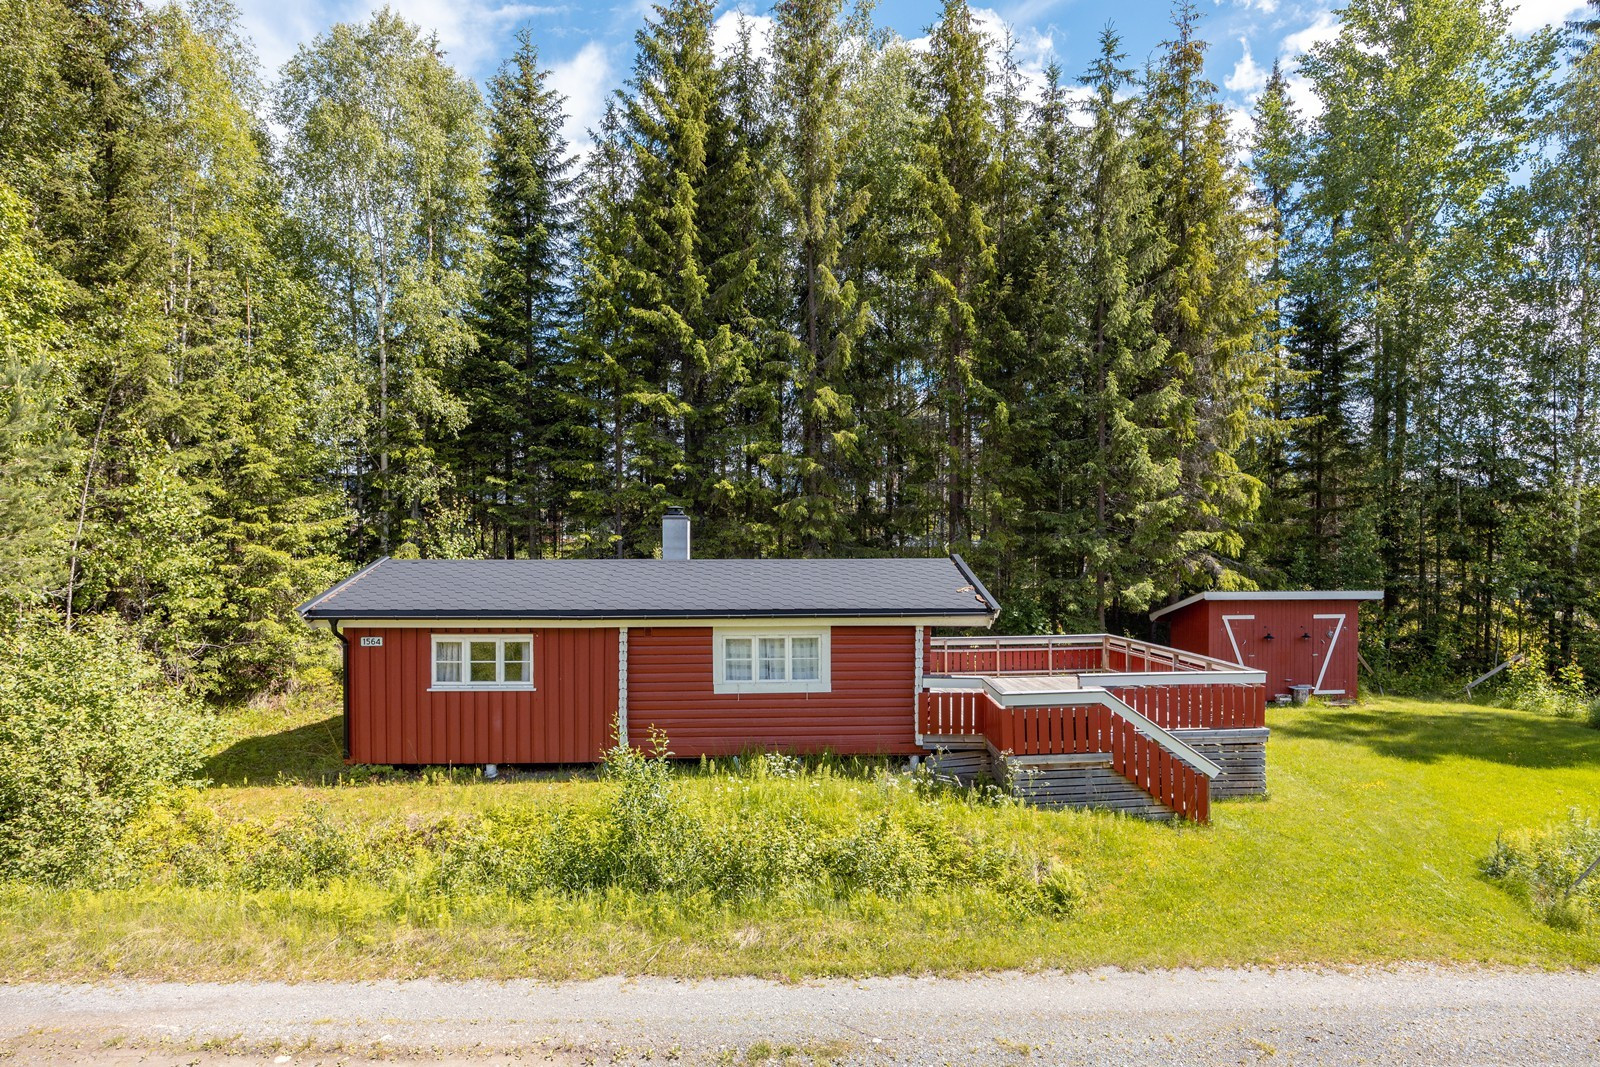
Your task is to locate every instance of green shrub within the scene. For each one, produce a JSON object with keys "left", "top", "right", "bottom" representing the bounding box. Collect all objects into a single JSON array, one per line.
[
  {"left": 0, "top": 616, "right": 213, "bottom": 883},
  {"left": 1484, "top": 808, "right": 1600, "bottom": 928},
  {"left": 1501, "top": 647, "right": 1590, "bottom": 719}
]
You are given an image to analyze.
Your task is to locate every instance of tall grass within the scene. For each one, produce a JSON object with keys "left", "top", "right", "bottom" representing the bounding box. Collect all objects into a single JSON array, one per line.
[
  {"left": 113, "top": 740, "right": 1085, "bottom": 918},
  {"left": 1486, "top": 808, "right": 1600, "bottom": 930}
]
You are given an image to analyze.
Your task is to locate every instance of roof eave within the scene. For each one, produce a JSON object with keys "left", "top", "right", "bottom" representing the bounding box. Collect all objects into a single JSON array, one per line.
[
  {"left": 1150, "top": 589, "right": 1387, "bottom": 621},
  {"left": 949, "top": 553, "right": 1002, "bottom": 621},
  {"left": 300, "top": 607, "right": 997, "bottom": 622},
  {"left": 296, "top": 556, "right": 389, "bottom": 619}
]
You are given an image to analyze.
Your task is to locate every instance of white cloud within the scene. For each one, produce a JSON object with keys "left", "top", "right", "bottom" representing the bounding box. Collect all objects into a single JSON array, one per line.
[
  {"left": 972, "top": 7, "right": 1057, "bottom": 104},
  {"left": 1280, "top": 10, "right": 1340, "bottom": 57},
  {"left": 1225, "top": 39, "right": 1267, "bottom": 94},
  {"left": 1230, "top": 0, "right": 1279, "bottom": 12},
  {"left": 240, "top": 0, "right": 571, "bottom": 83},
  {"left": 548, "top": 40, "right": 613, "bottom": 156},
  {"left": 1506, "top": 0, "right": 1590, "bottom": 33},
  {"left": 710, "top": 9, "right": 775, "bottom": 60},
  {"left": 1282, "top": 72, "right": 1321, "bottom": 117}
]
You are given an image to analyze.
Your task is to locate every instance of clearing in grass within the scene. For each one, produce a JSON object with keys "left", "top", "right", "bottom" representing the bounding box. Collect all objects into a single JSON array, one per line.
[{"left": 1, "top": 688, "right": 1597, "bottom": 979}]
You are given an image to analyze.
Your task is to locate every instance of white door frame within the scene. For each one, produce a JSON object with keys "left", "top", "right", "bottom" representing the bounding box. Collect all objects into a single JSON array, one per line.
[
  {"left": 1312, "top": 613, "right": 1347, "bottom": 694},
  {"left": 1220, "top": 614, "right": 1255, "bottom": 666}
]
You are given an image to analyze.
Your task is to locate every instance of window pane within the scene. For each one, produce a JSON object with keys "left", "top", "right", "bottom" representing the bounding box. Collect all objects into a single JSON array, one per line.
[
  {"left": 470, "top": 641, "right": 497, "bottom": 682},
  {"left": 435, "top": 640, "right": 462, "bottom": 683},
  {"left": 503, "top": 640, "right": 530, "bottom": 683},
  {"left": 725, "top": 637, "right": 753, "bottom": 681},
  {"left": 791, "top": 637, "right": 820, "bottom": 681},
  {"left": 759, "top": 636, "right": 787, "bottom": 681}
]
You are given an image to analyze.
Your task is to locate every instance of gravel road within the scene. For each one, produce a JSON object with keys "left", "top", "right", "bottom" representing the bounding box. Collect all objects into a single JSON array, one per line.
[{"left": 3, "top": 966, "right": 1598, "bottom": 1065}]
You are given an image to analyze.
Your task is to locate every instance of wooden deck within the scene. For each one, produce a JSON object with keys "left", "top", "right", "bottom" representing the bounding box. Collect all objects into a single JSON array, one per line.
[{"left": 920, "top": 635, "right": 1271, "bottom": 822}]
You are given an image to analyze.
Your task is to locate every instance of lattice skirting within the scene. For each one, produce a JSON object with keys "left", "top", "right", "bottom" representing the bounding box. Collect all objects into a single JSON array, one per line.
[{"left": 1172, "top": 727, "right": 1269, "bottom": 798}]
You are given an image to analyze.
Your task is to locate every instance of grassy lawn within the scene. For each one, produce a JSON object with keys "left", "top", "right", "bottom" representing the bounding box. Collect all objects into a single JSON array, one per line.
[{"left": 1, "top": 690, "right": 1597, "bottom": 979}]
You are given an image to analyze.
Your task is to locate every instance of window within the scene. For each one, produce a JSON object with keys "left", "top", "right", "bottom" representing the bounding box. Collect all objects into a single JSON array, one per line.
[
  {"left": 713, "top": 629, "right": 830, "bottom": 694},
  {"left": 431, "top": 635, "right": 534, "bottom": 690}
]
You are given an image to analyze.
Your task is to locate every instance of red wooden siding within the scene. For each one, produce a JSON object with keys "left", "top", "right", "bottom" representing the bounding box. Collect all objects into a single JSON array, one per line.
[
  {"left": 1163, "top": 598, "right": 1363, "bottom": 697},
  {"left": 627, "top": 626, "right": 920, "bottom": 756},
  {"left": 344, "top": 626, "right": 617, "bottom": 765}
]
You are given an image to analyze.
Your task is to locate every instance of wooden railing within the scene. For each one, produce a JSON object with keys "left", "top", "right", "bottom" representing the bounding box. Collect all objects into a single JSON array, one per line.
[
  {"left": 928, "top": 633, "right": 1246, "bottom": 676},
  {"left": 1109, "top": 719, "right": 1211, "bottom": 822},
  {"left": 919, "top": 687, "right": 986, "bottom": 737},
  {"left": 917, "top": 688, "right": 1214, "bottom": 822},
  {"left": 1104, "top": 683, "right": 1266, "bottom": 731},
  {"left": 925, "top": 633, "right": 1266, "bottom": 733}
]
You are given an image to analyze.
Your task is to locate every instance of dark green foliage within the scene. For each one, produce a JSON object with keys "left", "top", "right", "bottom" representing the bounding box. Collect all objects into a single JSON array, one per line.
[
  {"left": 450, "top": 32, "right": 579, "bottom": 560},
  {"left": 0, "top": 0, "right": 1594, "bottom": 702}
]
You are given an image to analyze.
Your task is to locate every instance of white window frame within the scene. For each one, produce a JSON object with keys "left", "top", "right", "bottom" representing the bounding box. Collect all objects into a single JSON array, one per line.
[
  {"left": 712, "top": 626, "right": 831, "bottom": 694},
  {"left": 429, "top": 633, "right": 536, "bottom": 691}
]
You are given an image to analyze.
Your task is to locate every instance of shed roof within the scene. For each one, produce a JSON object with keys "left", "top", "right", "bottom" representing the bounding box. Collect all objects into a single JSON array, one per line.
[
  {"left": 1149, "top": 589, "right": 1384, "bottom": 622},
  {"left": 298, "top": 555, "right": 998, "bottom": 623}
]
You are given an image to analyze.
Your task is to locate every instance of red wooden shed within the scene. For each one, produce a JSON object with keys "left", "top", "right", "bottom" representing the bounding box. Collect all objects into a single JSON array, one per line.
[{"left": 1149, "top": 591, "right": 1383, "bottom": 699}]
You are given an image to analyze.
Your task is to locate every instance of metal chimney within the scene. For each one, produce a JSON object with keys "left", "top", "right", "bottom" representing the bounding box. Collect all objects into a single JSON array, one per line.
[{"left": 662, "top": 506, "right": 691, "bottom": 561}]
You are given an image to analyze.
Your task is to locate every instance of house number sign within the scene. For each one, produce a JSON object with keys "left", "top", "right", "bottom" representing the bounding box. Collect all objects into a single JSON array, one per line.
[{"left": 360, "top": 636, "right": 383, "bottom": 647}]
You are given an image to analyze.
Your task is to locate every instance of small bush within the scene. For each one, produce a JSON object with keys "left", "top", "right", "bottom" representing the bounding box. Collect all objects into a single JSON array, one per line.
[
  {"left": 0, "top": 615, "right": 213, "bottom": 883},
  {"left": 1484, "top": 808, "right": 1600, "bottom": 928},
  {"left": 1502, "top": 647, "right": 1590, "bottom": 719}
]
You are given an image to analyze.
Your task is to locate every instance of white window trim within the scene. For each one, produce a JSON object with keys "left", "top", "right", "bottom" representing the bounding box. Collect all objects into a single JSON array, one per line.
[
  {"left": 429, "top": 633, "right": 536, "bottom": 691},
  {"left": 712, "top": 626, "right": 831, "bottom": 694}
]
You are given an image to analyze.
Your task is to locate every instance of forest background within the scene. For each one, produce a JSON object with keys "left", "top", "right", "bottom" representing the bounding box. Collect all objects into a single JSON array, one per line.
[{"left": 0, "top": 0, "right": 1596, "bottom": 700}]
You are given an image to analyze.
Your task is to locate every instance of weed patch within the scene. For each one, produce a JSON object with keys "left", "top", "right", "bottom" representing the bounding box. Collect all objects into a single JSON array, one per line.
[
  {"left": 1486, "top": 808, "right": 1600, "bottom": 929},
  {"left": 113, "top": 740, "right": 1083, "bottom": 918}
]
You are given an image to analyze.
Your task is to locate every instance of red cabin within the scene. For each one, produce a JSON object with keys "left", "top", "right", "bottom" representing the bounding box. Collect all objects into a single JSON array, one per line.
[
  {"left": 1150, "top": 591, "right": 1383, "bottom": 699},
  {"left": 300, "top": 513, "right": 1285, "bottom": 822},
  {"left": 298, "top": 511, "right": 998, "bottom": 766}
]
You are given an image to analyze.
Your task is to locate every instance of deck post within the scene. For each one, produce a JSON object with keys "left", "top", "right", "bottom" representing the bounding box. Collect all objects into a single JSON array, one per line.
[
  {"left": 913, "top": 624, "right": 925, "bottom": 746},
  {"left": 617, "top": 626, "right": 629, "bottom": 748}
]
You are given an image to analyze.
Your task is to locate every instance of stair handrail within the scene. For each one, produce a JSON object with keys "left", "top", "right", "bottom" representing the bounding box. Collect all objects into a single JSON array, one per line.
[{"left": 1092, "top": 688, "right": 1223, "bottom": 778}]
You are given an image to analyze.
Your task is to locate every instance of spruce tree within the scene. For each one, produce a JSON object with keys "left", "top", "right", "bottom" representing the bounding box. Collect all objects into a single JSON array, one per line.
[
  {"left": 915, "top": 0, "right": 997, "bottom": 548},
  {"left": 455, "top": 31, "right": 577, "bottom": 559},
  {"left": 1075, "top": 28, "right": 1177, "bottom": 628},
  {"left": 771, "top": 0, "right": 869, "bottom": 553},
  {"left": 1139, "top": 2, "right": 1275, "bottom": 591},
  {"left": 569, "top": 102, "right": 654, "bottom": 557}
]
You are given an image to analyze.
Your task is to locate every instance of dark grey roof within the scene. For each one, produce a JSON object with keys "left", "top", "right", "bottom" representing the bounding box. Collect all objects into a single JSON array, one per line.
[{"left": 299, "top": 555, "right": 998, "bottom": 621}]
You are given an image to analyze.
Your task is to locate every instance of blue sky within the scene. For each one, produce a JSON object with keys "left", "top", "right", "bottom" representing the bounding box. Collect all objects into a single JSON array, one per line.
[{"left": 233, "top": 0, "right": 1587, "bottom": 151}]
